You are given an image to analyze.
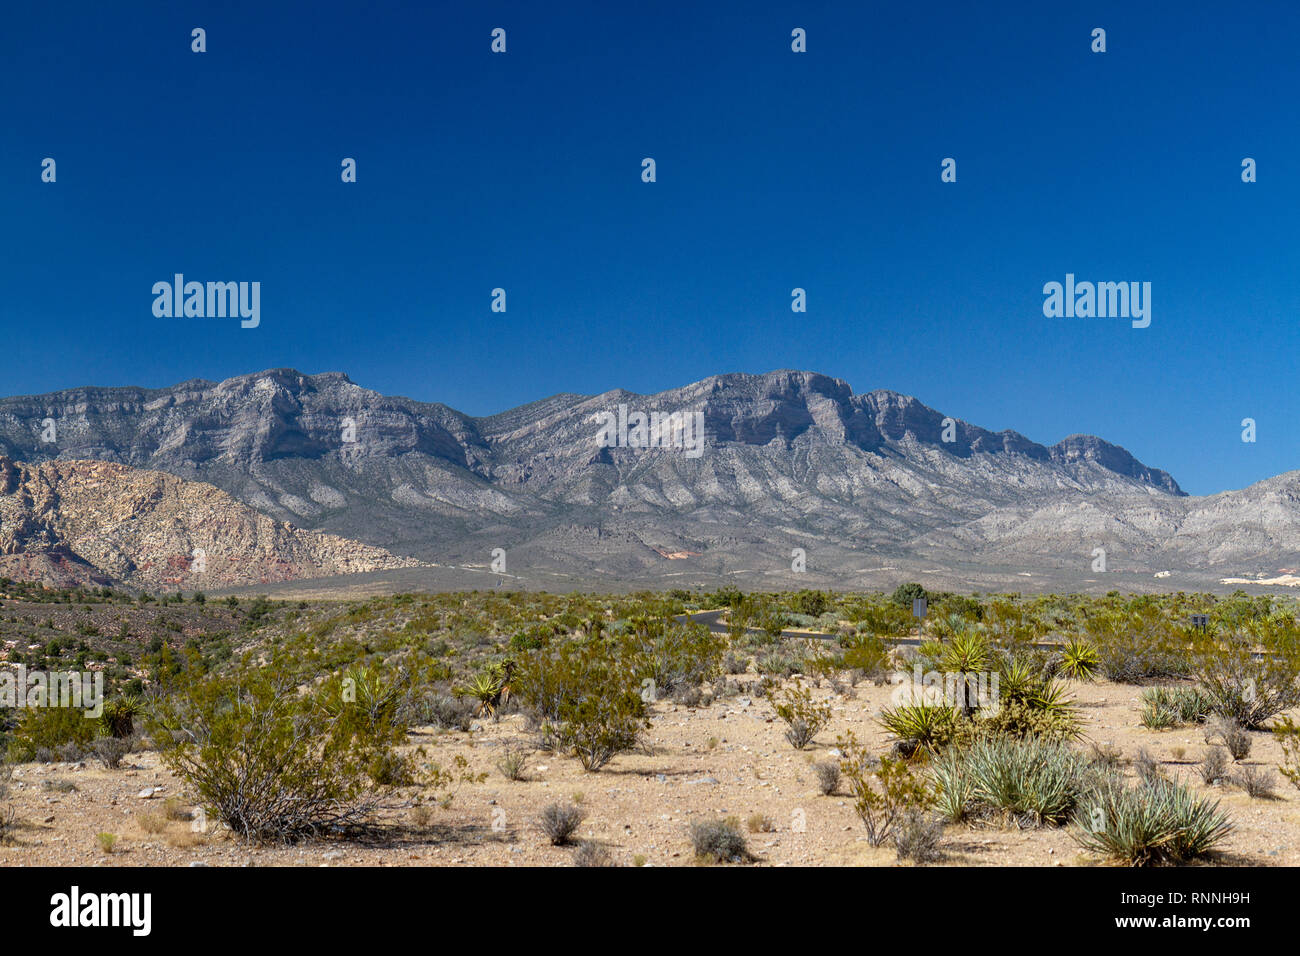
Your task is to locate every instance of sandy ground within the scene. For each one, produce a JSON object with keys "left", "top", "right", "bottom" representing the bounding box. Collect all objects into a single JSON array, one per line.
[{"left": 3, "top": 675, "right": 1298, "bottom": 867}]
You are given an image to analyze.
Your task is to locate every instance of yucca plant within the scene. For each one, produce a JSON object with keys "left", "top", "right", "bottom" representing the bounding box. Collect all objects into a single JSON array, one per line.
[
  {"left": 1071, "top": 777, "right": 1233, "bottom": 866},
  {"left": 878, "top": 703, "right": 962, "bottom": 756},
  {"left": 957, "top": 736, "right": 1097, "bottom": 826},
  {"left": 99, "top": 694, "right": 143, "bottom": 738},
  {"left": 1059, "top": 637, "right": 1099, "bottom": 682}
]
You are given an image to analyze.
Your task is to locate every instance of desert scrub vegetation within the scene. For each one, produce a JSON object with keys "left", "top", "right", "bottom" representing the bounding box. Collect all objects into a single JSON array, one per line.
[
  {"left": 838, "top": 731, "right": 933, "bottom": 846},
  {"left": 1194, "top": 630, "right": 1300, "bottom": 729},
  {"left": 538, "top": 802, "right": 585, "bottom": 845},
  {"left": 689, "top": 817, "right": 753, "bottom": 863},
  {"left": 147, "top": 658, "right": 411, "bottom": 843},
  {"left": 772, "top": 682, "right": 832, "bottom": 749},
  {"left": 515, "top": 636, "right": 651, "bottom": 771},
  {"left": 1274, "top": 716, "right": 1300, "bottom": 791},
  {"left": 1071, "top": 776, "right": 1233, "bottom": 865}
]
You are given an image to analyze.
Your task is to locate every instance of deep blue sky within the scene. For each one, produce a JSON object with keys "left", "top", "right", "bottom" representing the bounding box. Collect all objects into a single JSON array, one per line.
[{"left": 2, "top": 1, "right": 1297, "bottom": 496}]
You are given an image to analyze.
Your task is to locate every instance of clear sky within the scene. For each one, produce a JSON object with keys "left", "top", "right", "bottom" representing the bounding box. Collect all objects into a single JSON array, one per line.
[{"left": 2, "top": 1, "right": 1297, "bottom": 496}]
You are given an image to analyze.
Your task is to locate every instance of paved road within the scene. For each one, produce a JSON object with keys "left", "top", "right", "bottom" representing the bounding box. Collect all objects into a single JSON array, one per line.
[{"left": 677, "top": 609, "right": 928, "bottom": 648}]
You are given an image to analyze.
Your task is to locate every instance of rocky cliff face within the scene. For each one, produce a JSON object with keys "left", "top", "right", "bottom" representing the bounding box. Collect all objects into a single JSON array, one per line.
[
  {"left": 0, "top": 456, "right": 419, "bottom": 590},
  {"left": 0, "top": 368, "right": 1291, "bottom": 590}
]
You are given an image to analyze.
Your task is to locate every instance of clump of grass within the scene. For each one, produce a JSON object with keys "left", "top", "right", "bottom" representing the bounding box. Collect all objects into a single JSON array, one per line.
[
  {"left": 689, "top": 817, "right": 752, "bottom": 863},
  {"left": 538, "top": 802, "right": 585, "bottom": 846},
  {"left": 746, "top": 813, "right": 776, "bottom": 833},
  {"left": 137, "top": 811, "right": 168, "bottom": 835},
  {"left": 1140, "top": 686, "right": 1211, "bottom": 728},
  {"left": 496, "top": 746, "right": 529, "bottom": 782},
  {"left": 1072, "top": 777, "right": 1233, "bottom": 866},
  {"left": 96, "top": 832, "right": 119, "bottom": 854},
  {"left": 937, "top": 736, "right": 1098, "bottom": 827},
  {"left": 573, "top": 841, "right": 616, "bottom": 867}
]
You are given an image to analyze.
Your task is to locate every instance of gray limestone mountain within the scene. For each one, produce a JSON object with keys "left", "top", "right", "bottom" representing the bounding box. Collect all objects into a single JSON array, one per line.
[{"left": 0, "top": 368, "right": 1294, "bottom": 592}]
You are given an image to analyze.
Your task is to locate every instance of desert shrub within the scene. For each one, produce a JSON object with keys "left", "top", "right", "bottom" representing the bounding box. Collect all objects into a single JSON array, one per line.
[
  {"left": 1133, "top": 747, "right": 1167, "bottom": 786},
  {"left": 573, "top": 840, "right": 616, "bottom": 867},
  {"left": 496, "top": 746, "right": 529, "bottom": 781},
  {"left": 947, "top": 736, "right": 1098, "bottom": 827},
  {"left": 90, "top": 736, "right": 130, "bottom": 770},
  {"left": 891, "top": 583, "right": 929, "bottom": 610},
  {"left": 814, "top": 760, "right": 841, "bottom": 795},
  {"left": 773, "top": 683, "right": 832, "bottom": 750},
  {"left": 1274, "top": 716, "right": 1300, "bottom": 791},
  {"left": 628, "top": 619, "right": 726, "bottom": 697},
  {"left": 539, "top": 802, "right": 585, "bottom": 845},
  {"left": 1199, "top": 746, "right": 1230, "bottom": 785},
  {"left": 7, "top": 705, "right": 100, "bottom": 763},
  {"left": 418, "top": 690, "right": 477, "bottom": 731},
  {"left": 839, "top": 632, "right": 890, "bottom": 679},
  {"left": 893, "top": 809, "right": 945, "bottom": 863},
  {"left": 516, "top": 638, "right": 649, "bottom": 771},
  {"left": 722, "top": 651, "right": 749, "bottom": 675},
  {"left": 839, "top": 731, "right": 932, "bottom": 846},
  {"left": 1232, "top": 764, "right": 1276, "bottom": 799},
  {"left": 1195, "top": 634, "right": 1300, "bottom": 728},
  {"left": 689, "top": 817, "right": 752, "bottom": 863},
  {"left": 148, "top": 663, "right": 402, "bottom": 843},
  {"left": 1072, "top": 777, "right": 1233, "bottom": 866},
  {"left": 746, "top": 813, "right": 776, "bottom": 833},
  {"left": 96, "top": 832, "right": 118, "bottom": 854},
  {"left": 137, "top": 810, "right": 168, "bottom": 834},
  {"left": 1087, "top": 607, "right": 1193, "bottom": 683},
  {"left": 980, "top": 697, "right": 1081, "bottom": 742},
  {"left": 1204, "top": 716, "right": 1251, "bottom": 761},
  {"left": 1089, "top": 741, "right": 1125, "bottom": 770}
]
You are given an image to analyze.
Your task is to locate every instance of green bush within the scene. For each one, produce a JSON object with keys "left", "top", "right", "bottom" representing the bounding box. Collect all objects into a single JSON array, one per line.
[
  {"left": 1195, "top": 633, "right": 1300, "bottom": 729},
  {"left": 149, "top": 662, "right": 404, "bottom": 842},
  {"left": 6, "top": 706, "right": 100, "bottom": 762},
  {"left": 772, "top": 683, "right": 832, "bottom": 750}
]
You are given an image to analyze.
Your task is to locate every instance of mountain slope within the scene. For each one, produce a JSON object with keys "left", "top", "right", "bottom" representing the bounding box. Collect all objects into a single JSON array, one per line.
[{"left": 0, "top": 456, "right": 419, "bottom": 590}]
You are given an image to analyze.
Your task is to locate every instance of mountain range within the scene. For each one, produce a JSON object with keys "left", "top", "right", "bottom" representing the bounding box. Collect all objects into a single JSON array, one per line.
[{"left": 0, "top": 368, "right": 1295, "bottom": 594}]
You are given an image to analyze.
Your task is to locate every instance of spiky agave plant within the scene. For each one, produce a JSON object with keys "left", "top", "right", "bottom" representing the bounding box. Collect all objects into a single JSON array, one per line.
[
  {"left": 1059, "top": 636, "right": 1100, "bottom": 682},
  {"left": 878, "top": 703, "right": 961, "bottom": 756}
]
